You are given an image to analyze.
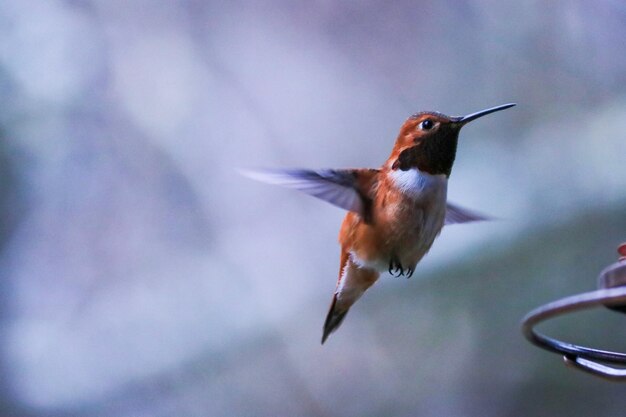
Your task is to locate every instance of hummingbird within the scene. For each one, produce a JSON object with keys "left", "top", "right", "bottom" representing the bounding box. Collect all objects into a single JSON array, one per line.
[{"left": 244, "top": 103, "right": 515, "bottom": 344}]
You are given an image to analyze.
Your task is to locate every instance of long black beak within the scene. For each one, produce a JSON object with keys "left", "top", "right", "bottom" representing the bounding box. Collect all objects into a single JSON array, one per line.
[{"left": 457, "top": 103, "right": 516, "bottom": 125}]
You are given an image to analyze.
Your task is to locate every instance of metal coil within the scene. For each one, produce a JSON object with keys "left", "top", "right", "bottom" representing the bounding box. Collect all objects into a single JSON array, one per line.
[{"left": 521, "top": 243, "right": 626, "bottom": 381}]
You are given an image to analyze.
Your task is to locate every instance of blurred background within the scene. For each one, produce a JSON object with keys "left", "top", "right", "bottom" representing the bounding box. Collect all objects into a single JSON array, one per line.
[{"left": 1, "top": 1, "right": 626, "bottom": 416}]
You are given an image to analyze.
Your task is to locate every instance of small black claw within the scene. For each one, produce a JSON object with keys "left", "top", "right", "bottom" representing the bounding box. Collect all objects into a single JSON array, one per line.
[
  {"left": 389, "top": 256, "right": 406, "bottom": 277},
  {"left": 388, "top": 257, "right": 414, "bottom": 278},
  {"left": 389, "top": 258, "right": 396, "bottom": 276},
  {"left": 397, "top": 265, "right": 404, "bottom": 277}
]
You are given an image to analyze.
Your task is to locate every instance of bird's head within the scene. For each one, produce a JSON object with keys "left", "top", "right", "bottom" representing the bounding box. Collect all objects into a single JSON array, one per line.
[{"left": 389, "top": 103, "right": 516, "bottom": 177}]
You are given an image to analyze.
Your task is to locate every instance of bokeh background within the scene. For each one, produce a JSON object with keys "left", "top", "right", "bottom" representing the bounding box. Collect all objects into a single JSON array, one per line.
[{"left": 1, "top": 1, "right": 626, "bottom": 416}]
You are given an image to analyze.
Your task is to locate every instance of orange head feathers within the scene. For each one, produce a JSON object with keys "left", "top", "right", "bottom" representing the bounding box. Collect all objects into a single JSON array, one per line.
[{"left": 389, "top": 103, "right": 516, "bottom": 177}]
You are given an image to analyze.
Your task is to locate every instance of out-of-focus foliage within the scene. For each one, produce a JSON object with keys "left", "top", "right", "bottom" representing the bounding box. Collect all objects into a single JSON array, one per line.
[{"left": 1, "top": 1, "right": 625, "bottom": 416}]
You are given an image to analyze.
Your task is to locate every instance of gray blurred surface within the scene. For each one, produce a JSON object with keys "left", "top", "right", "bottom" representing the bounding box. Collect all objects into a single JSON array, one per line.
[{"left": 1, "top": 1, "right": 626, "bottom": 416}]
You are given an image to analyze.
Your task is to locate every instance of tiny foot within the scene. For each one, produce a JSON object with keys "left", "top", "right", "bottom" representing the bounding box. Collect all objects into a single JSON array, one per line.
[{"left": 389, "top": 257, "right": 405, "bottom": 277}]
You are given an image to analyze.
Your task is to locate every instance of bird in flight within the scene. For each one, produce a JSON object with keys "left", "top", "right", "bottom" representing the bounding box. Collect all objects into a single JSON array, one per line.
[{"left": 244, "top": 103, "right": 515, "bottom": 344}]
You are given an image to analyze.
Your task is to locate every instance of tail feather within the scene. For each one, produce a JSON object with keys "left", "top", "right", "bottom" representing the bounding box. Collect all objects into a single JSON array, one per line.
[
  {"left": 321, "top": 295, "right": 349, "bottom": 344},
  {"left": 321, "top": 249, "right": 379, "bottom": 344}
]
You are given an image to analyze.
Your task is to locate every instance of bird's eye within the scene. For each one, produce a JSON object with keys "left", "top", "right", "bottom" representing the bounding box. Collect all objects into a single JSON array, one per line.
[{"left": 420, "top": 119, "right": 434, "bottom": 130}]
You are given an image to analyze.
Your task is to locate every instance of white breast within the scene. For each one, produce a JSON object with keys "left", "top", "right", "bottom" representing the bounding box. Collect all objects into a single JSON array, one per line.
[
  {"left": 390, "top": 168, "right": 448, "bottom": 200},
  {"left": 389, "top": 168, "right": 448, "bottom": 265}
]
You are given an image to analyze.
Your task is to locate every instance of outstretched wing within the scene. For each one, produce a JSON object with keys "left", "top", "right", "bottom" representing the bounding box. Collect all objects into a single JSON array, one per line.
[
  {"left": 244, "top": 168, "right": 486, "bottom": 225},
  {"left": 241, "top": 168, "right": 378, "bottom": 219},
  {"left": 445, "top": 201, "right": 491, "bottom": 225}
]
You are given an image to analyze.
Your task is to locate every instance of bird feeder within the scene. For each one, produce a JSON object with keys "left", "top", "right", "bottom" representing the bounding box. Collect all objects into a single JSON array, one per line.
[{"left": 522, "top": 243, "right": 626, "bottom": 381}]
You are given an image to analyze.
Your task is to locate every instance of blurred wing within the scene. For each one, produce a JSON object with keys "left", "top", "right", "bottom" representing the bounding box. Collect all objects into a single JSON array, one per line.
[
  {"left": 242, "top": 168, "right": 377, "bottom": 217},
  {"left": 445, "top": 201, "right": 491, "bottom": 225}
]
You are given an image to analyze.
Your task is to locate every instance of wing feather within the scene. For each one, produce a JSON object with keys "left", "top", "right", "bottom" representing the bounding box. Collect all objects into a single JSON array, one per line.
[
  {"left": 241, "top": 168, "right": 376, "bottom": 217},
  {"left": 445, "top": 201, "right": 490, "bottom": 225}
]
